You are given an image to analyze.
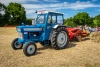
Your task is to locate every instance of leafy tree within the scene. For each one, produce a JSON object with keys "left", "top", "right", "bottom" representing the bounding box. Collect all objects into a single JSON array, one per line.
[
  {"left": 65, "top": 17, "right": 76, "bottom": 27},
  {"left": 73, "top": 12, "right": 91, "bottom": 25},
  {"left": 95, "top": 14, "right": 100, "bottom": 20},
  {"left": 25, "top": 18, "right": 33, "bottom": 25},
  {"left": 93, "top": 20, "right": 100, "bottom": 27},
  {"left": 94, "top": 14, "right": 100, "bottom": 27},
  {"left": 0, "top": 2, "right": 6, "bottom": 26},
  {"left": 6, "top": 2, "right": 26, "bottom": 25},
  {"left": 89, "top": 17, "right": 94, "bottom": 27}
]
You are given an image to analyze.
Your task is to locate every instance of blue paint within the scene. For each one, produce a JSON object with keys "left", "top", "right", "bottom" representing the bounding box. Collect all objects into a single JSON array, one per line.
[
  {"left": 30, "top": 48, "right": 32, "bottom": 51},
  {"left": 16, "top": 11, "right": 64, "bottom": 46}
]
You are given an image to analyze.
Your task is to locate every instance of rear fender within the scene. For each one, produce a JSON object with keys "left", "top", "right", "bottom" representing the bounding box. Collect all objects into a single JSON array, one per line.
[
  {"left": 53, "top": 25, "right": 59, "bottom": 29},
  {"left": 53, "top": 25, "right": 66, "bottom": 29},
  {"left": 49, "top": 25, "right": 67, "bottom": 40}
]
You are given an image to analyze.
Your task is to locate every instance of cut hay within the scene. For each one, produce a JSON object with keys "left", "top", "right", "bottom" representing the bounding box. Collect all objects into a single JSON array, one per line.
[{"left": 90, "top": 31, "right": 100, "bottom": 43}]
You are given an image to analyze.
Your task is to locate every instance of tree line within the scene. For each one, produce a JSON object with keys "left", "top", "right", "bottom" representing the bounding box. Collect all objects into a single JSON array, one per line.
[
  {"left": 0, "top": 2, "right": 100, "bottom": 27},
  {"left": 65, "top": 12, "right": 100, "bottom": 27}
]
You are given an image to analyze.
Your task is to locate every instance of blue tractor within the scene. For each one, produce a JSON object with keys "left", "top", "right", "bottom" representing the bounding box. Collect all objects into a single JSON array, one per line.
[{"left": 11, "top": 10, "right": 69, "bottom": 56}]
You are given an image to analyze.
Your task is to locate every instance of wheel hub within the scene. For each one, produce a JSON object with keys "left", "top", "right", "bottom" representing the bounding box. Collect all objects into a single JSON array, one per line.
[
  {"left": 15, "top": 41, "right": 22, "bottom": 48},
  {"left": 57, "top": 31, "right": 67, "bottom": 47},
  {"left": 27, "top": 45, "right": 35, "bottom": 54},
  {"left": 30, "top": 48, "right": 32, "bottom": 51},
  {"left": 61, "top": 37, "right": 64, "bottom": 41}
]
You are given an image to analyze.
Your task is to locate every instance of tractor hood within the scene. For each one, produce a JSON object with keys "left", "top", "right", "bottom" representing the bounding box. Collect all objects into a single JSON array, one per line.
[{"left": 16, "top": 25, "right": 44, "bottom": 32}]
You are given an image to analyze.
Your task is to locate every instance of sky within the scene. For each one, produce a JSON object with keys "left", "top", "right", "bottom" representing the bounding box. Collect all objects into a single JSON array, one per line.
[{"left": 0, "top": 0, "right": 100, "bottom": 18}]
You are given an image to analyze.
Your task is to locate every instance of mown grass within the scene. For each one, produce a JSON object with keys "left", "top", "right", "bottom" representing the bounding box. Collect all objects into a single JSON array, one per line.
[{"left": 0, "top": 27, "right": 100, "bottom": 67}]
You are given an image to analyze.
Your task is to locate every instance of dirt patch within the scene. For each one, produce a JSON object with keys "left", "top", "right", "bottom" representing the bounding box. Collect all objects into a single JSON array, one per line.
[{"left": 0, "top": 27, "right": 100, "bottom": 67}]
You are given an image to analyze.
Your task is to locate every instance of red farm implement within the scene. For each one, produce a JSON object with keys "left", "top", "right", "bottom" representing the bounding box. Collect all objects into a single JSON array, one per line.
[{"left": 66, "top": 27, "right": 88, "bottom": 42}]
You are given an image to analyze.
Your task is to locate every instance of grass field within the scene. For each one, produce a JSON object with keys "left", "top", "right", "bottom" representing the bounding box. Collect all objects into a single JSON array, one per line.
[{"left": 0, "top": 27, "right": 100, "bottom": 67}]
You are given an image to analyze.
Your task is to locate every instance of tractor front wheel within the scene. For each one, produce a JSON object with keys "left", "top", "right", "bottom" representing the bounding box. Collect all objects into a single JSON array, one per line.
[
  {"left": 23, "top": 42, "right": 37, "bottom": 56},
  {"left": 11, "top": 38, "right": 23, "bottom": 50}
]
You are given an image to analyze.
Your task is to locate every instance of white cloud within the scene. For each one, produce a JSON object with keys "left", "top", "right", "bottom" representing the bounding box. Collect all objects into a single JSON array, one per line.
[
  {"left": 22, "top": 1, "right": 100, "bottom": 18},
  {"left": 22, "top": 3, "right": 64, "bottom": 17},
  {"left": 1, "top": 0, "right": 100, "bottom": 18},
  {"left": 44, "top": 0, "right": 59, "bottom": 2},
  {"left": 24, "top": 1, "right": 100, "bottom": 11},
  {"left": 64, "top": 1, "right": 100, "bottom": 10},
  {"left": 0, "top": 0, "right": 26, "bottom": 4},
  {"left": 49, "top": 3, "right": 62, "bottom": 7},
  {"left": 22, "top": 4, "right": 45, "bottom": 9},
  {"left": 0, "top": 0, "right": 39, "bottom": 5}
]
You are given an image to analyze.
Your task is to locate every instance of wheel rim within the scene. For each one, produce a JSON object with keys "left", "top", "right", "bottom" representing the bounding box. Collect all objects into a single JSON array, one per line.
[
  {"left": 27, "top": 44, "right": 35, "bottom": 54},
  {"left": 14, "top": 41, "right": 22, "bottom": 48},
  {"left": 57, "top": 31, "right": 67, "bottom": 47}
]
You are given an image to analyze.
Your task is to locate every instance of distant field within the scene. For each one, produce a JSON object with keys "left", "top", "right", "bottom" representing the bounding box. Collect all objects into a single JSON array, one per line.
[{"left": 0, "top": 27, "right": 100, "bottom": 67}]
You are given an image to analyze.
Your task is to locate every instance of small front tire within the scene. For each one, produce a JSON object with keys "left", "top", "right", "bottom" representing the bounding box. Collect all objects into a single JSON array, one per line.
[
  {"left": 11, "top": 38, "right": 23, "bottom": 50},
  {"left": 23, "top": 42, "right": 37, "bottom": 56}
]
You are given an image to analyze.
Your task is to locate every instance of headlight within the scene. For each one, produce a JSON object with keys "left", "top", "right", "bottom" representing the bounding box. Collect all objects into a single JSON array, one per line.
[
  {"left": 16, "top": 28, "right": 21, "bottom": 31},
  {"left": 18, "top": 33, "right": 23, "bottom": 39}
]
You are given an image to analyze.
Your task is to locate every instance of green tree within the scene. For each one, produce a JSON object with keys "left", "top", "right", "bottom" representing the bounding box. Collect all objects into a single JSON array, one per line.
[
  {"left": 73, "top": 12, "right": 91, "bottom": 25},
  {"left": 94, "top": 14, "right": 100, "bottom": 27},
  {"left": 95, "top": 14, "right": 100, "bottom": 20},
  {"left": 89, "top": 17, "right": 94, "bottom": 27},
  {"left": 6, "top": 2, "right": 26, "bottom": 25},
  {"left": 65, "top": 17, "right": 76, "bottom": 27},
  {"left": 25, "top": 18, "right": 33, "bottom": 25},
  {"left": 0, "top": 2, "right": 6, "bottom": 26}
]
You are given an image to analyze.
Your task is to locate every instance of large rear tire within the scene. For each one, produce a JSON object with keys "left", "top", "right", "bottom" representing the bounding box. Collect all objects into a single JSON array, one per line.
[
  {"left": 23, "top": 42, "right": 37, "bottom": 56},
  {"left": 50, "top": 27, "right": 69, "bottom": 49}
]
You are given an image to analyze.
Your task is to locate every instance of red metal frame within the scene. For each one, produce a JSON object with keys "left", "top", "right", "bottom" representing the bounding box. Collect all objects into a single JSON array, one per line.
[{"left": 66, "top": 28, "right": 87, "bottom": 41}]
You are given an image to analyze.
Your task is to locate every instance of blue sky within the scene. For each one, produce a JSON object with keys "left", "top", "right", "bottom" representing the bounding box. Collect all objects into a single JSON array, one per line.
[{"left": 1, "top": 0, "right": 100, "bottom": 18}]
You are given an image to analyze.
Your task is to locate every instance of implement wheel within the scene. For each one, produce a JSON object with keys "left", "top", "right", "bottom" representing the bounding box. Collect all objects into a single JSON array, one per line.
[{"left": 77, "top": 35, "right": 82, "bottom": 42}]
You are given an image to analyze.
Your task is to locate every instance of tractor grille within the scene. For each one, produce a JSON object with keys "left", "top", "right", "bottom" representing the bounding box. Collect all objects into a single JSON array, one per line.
[{"left": 30, "top": 32, "right": 40, "bottom": 37}]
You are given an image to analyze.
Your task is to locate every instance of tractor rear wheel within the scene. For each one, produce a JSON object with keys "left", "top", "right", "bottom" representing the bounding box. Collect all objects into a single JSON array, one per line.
[
  {"left": 50, "top": 27, "right": 69, "bottom": 49},
  {"left": 11, "top": 38, "right": 23, "bottom": 50},
  {"left": 23, "top": 42, "right": 37, "bottom": 56}
]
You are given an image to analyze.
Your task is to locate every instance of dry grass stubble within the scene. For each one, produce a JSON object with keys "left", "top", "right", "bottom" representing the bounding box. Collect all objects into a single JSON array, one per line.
[
  {"left": 90, "top": 31, "right": 100, "bottom": 43},
  {"left": 0, "top": 27, "right": 100, "bottom": 67}
]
